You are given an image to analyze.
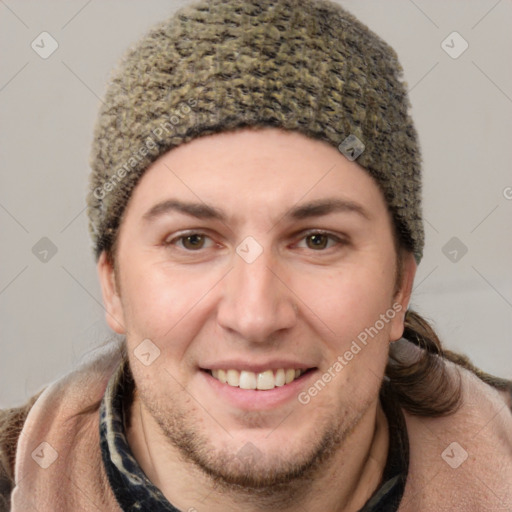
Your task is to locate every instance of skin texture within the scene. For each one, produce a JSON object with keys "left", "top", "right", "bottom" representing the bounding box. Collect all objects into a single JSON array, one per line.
[{"left": 98, "top": 127, "right": 416, "bottom": 512}]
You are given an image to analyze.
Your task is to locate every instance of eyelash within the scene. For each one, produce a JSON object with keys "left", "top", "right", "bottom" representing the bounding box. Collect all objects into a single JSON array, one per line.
[
  {"left": 163, "top": 229, "right": 347, "bottom": 252},
  {"left": 295, "top": 230, "right": 346, "bottom": 250}
]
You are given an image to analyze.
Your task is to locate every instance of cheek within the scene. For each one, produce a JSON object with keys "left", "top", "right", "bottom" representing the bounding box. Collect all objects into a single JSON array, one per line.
[
  {"left": 294, "top": 262, "right": 397, "bottom": 349},
  {"left": 296, "top": 268, "right": 396, "bottom": 404},
  {"left": 119, "top": 257, "right": 223, "bottom": 346}
]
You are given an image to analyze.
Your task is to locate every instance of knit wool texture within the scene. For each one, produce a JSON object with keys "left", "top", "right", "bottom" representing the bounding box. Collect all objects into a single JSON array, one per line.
[{"left": 88, "top": 0, "right": 424, "bottom": 262}]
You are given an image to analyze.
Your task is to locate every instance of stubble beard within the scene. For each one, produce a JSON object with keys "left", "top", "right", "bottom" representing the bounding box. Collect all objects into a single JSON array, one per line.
[{"left": 135, "top": 380, "right": 374, "bottom": 509}]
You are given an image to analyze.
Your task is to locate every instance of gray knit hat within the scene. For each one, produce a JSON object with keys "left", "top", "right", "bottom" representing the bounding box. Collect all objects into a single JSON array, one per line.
[{"left": 88, "top": 0, "right": 424, "bottom": 262}]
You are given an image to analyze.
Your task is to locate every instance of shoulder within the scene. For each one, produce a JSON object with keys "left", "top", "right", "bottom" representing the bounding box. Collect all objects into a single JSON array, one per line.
[
  {"left": 9, "top": 344, "right": 125, "bottom": 510},
  {"left": 401, "top": 355, "right": 512, "bottom": 511},
  {"left": 0, "top": 391, "right": 45, "bottom": 511},
  {"left": 0, "top": 340, "right": 125, "bottom": 510}
]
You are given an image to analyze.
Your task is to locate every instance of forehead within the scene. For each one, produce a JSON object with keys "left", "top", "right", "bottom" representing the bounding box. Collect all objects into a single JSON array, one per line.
[{"left": 124, "top": 127, "right": 387, "bottom": 223}]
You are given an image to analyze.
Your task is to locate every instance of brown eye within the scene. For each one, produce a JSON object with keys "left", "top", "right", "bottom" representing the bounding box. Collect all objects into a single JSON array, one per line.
[
  {"left": 163, "top": 231, "right": 216, "bottom": 252},
  {"left": 181, "top": 234, "right": 206, "bottom": 250},
  {"left": 296, "top": 231, "right": 344, "bottom": 251},
  {"left": 305, "top": 233, "right": 329, "bottom": 250}
]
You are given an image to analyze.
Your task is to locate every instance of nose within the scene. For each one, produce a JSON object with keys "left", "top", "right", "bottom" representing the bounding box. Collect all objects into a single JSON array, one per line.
[{"left": 217, "top": 249, "right": 298, "bottom": 344}]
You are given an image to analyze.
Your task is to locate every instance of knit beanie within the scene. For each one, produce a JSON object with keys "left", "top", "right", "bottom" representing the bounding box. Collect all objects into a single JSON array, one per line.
[{"left": 88, "top": 0, "right": 424, "bottom": 263}]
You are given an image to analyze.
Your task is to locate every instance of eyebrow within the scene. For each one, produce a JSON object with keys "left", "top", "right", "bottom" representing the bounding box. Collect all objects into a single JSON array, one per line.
[
  {"left": 285, "top": 197, "right": 370, "bottom": 221},
  {"left": 142, "top": 197, "right": 370, "bottom": 224},
  {"left": 142, "top": 199, "right": 227, "bottom": 222}
]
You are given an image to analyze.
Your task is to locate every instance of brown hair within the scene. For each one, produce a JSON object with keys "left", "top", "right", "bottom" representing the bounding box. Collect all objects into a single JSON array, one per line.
[
  {"left": 386, "top": 310, "right": 461, "bottom": 416},
  {"left": 385, "top": 228, "right": 512, "bottom": 416},
  {"left": 386, "top": 308, "right": 512, "bottom": 416}
]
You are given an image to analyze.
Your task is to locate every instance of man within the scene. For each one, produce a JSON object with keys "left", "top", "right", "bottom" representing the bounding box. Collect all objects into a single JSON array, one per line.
[{"left": 1, "top": 0, "right": 511, "bottom": 510}]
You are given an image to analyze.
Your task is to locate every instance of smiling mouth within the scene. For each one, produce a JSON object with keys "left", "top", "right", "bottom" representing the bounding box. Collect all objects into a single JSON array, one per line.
[{"left": 204, "top": 368, "right": 314, "bottom": 391}]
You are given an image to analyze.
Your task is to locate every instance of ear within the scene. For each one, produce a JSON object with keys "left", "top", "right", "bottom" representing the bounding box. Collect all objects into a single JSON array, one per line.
[
  {"left": 389, "top": 251, "right": 417, "bottom": 342},
  {"left": 97, "top": 251, "right": 126, "bottom": 334}
]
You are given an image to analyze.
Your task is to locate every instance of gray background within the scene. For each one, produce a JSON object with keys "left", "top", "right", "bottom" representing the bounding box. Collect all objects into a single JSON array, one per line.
[{"left": 1, "top": 0, "right": 511, "bottom": 408}]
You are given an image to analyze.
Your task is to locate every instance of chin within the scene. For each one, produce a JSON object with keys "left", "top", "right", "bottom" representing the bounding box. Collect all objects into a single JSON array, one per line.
[{"left": 145, "top": 394, "right": 356, "bottom": 492}]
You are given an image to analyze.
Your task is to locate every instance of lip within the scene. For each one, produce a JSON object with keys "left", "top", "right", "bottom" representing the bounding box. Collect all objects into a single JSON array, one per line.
[
  {"left": 200, "top": 367, "right": 318, "bottom": 410},
  {"left": 200, "top": 360, "right": 315, "bottom": 373}
]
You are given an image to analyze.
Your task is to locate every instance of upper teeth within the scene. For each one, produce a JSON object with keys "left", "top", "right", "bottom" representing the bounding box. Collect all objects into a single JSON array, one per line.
[{"left": 211, "top": 368, "right": 305, "bottom": 390}]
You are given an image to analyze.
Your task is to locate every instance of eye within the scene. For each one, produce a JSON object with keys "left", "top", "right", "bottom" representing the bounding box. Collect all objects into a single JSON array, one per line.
[
  {"left": 165, "top": 232, "right": 215, "bottom": 251},
  {"left": 296, "top": 231, "right": 344, "bottom": 251}
]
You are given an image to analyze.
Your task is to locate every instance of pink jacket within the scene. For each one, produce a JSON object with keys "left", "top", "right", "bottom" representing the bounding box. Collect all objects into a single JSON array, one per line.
[{"left": 1, "top": 342, "right": 512, "bottom": 511}]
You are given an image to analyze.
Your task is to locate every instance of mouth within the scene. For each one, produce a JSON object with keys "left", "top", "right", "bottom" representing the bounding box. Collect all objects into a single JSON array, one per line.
[{"left": 202, "top": 368, "right": 314, "bottom": 391}]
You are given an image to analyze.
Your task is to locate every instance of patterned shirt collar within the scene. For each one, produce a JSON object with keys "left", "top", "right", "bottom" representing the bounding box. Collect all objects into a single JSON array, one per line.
[{"left": 99, "top": 358, "right": 409, "bottom": 512}]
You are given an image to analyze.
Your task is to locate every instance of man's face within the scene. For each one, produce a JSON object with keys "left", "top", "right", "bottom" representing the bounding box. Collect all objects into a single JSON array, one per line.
[{"left": 99, "top": 127, "right": 414, "bottom": 488}]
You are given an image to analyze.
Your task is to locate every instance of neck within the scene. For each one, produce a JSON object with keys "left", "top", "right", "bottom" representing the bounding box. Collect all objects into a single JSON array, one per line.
[{"left": 126, "top": 393, "right": 389, "bottom": 512}]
